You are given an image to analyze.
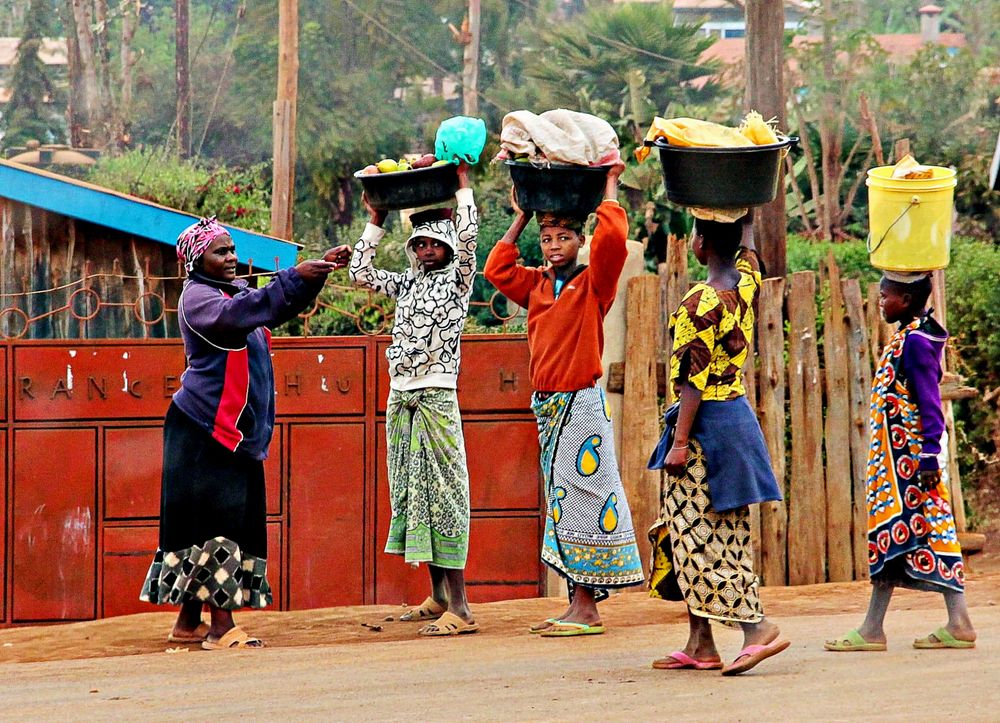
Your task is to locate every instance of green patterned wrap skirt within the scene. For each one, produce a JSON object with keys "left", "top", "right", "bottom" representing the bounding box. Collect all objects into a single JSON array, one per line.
[{"left": 384, "top": 387, "right": 471, "bottom": 569}]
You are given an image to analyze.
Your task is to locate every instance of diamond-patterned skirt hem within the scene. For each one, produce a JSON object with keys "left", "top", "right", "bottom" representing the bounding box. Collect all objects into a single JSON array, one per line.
[{"left": 139, "top": 536, "right": 272, "bottom": 610}]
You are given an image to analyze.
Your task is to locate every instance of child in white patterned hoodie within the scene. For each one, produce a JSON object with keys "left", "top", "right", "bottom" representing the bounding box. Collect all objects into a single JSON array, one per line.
[{"left": 349, "top": 163, "right": 479, "bottom": 636}]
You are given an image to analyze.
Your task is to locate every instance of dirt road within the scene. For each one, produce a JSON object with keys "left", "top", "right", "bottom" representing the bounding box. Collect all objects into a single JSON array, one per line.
[{"left": 2, "top": 574, "right": 998, "bottom": 721}]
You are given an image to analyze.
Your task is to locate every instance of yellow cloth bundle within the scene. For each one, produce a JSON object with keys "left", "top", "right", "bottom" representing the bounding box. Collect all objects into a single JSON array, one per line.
[{"left": 635, "top": 111, "right": 779, "bottom": 162}]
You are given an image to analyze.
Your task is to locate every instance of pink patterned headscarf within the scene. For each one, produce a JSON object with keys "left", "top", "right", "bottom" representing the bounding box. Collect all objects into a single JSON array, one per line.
[{"left": 177, "top": 216, "right": 230, "bottom": 273}]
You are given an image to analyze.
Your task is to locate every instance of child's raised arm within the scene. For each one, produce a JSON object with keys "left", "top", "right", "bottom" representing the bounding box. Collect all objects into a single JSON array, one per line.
[
  {"left": 588, "top": 162, "right": 629, "bottom": 304},
  {"left": 348, "top": 194, "right": 408, "bottom": 298},
  {"left": 454, "top": 163, "right": 479, "bottom": 297},
  {"left": 483, "top": 186, "right": 540, "bottom": 310}
]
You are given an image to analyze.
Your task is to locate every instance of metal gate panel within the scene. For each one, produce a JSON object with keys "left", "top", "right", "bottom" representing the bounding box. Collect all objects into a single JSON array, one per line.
[
  {"left": 12, "top": 428, "right": 96, "bottom": 621},
  {"left": 101, "top": 525, "right": 159, "bottom": 618},
  {"left": 13, "top": 344, "right": 181, "bottom": 421},
  {"left": 287, "top": 423, "right": 366, "bottom": 609},
  {"left": 104, "top": 427, "right": 162, "bottom": 520},
  {"left": 270, "top": 345, "right": 367, "bottom": 416},
  {"left": 464, "top": 419, "right": 541, "bottom": 511},
  {"left": 465, "top": 516, "right": 542, "bottom": 603}
]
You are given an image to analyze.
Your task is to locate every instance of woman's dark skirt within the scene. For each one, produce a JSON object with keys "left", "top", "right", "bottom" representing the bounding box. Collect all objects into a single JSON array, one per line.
[{"left": 140, "top": 403, "right": 272, "bottom": 609}]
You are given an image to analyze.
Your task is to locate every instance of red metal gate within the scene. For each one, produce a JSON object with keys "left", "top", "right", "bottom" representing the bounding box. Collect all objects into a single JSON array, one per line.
[{"left": 0, "top": 335, "right": 542, "bottom": 625}]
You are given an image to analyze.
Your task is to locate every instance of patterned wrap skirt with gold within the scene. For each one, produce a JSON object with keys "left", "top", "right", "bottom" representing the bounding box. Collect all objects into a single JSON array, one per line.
[
  {"left": 648, "top": 440, "right": 764, "bottom": 624},
  {"left": 532, "top": 386, "right": 644, "bottom": 592}
]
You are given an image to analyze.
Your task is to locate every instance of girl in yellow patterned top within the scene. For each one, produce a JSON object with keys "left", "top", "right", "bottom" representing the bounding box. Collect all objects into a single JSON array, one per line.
[{"left": 647, "top": 211, "right": 786, "bottom": 676}]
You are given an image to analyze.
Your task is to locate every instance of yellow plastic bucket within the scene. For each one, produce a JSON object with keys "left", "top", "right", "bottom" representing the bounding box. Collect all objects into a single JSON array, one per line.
[{"left": 866, "top": 165, "right": 956, "bottom": 271}]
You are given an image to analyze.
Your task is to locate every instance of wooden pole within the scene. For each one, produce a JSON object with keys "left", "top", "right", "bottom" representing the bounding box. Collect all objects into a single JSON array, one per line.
[
  {"left": 822, "top": 255, "right": 853, "bottom": 582},
  {"left": 787, "top": 271, "right": 827, "bottom": 585},
  {"left": 620, "top": 275, "right": 662, "bottom": 573},
  {"left": 175, "top": 0, "right": 190, "bottom": 157},
  {"left": 746, "top": 0, "right": 788, "bottom": 277},
  {"left": 463, "top": 0, "right": 481, "bottom": 117},
  {"left": 271, "top": 0, "right": 299, "bottom": 241},
  {"left": 757, "top": 277, "right": 788, "bottom": 586},
  {"left": 842, "top": 279, "right": 872, "bottom": 579}
]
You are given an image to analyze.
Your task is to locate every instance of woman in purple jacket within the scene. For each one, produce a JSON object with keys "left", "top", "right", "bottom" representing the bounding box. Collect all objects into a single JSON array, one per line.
[{"left": 140, "top": 217, "right": 350, "bottom": 650}]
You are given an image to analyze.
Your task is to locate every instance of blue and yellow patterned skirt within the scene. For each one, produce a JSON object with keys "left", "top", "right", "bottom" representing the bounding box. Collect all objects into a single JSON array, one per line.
[{"left": 532, "top": 386, "right": 644, "bottom": 591}]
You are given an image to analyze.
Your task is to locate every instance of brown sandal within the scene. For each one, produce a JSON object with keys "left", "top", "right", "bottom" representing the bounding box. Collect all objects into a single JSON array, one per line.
[
  {"left": 201, "top": 626, "right": 265, "bottom": 650},
  {"left": 399, "top": 596, "right": 445, "bottom": 622},
  {"left": 418, "top": 611, "right": 479, "bottom": 637}
]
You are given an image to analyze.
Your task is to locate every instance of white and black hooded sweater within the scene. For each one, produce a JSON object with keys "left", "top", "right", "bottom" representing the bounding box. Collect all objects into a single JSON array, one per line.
[{"left": 349, "top": 187, "right": 478, "bottom": 391}]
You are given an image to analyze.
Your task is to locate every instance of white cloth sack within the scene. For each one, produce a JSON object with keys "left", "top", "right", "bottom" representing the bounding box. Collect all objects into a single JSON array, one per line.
[{"left": 500, "top": 109, "right": 619, "bottom": 166}]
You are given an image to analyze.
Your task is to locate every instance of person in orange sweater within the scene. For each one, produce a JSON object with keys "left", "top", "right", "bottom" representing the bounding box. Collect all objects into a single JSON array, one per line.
[{"left": 485, "top": 162, "right": 644, "bottom": 637}]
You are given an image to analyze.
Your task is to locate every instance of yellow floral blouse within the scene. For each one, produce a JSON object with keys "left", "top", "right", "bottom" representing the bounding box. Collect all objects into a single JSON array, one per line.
[{"left": 668, "top": 247, "right": 761, "bottom": 403}]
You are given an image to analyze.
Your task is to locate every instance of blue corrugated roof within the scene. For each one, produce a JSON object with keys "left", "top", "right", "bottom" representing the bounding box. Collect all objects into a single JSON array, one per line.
[{"left": 0, "top": 159, "right": 300, "bottom": 271}]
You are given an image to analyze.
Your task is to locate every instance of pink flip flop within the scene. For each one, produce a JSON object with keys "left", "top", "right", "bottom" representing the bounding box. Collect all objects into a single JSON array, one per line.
[
  {"left": 722, "top": 638, "right": 790, "bottom": 676},
  {"left": 652, "top": 650, "right": 724, "bottom": 670}
]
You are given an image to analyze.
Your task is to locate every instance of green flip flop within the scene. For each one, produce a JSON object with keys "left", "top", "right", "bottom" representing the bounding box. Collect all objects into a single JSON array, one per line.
[
  {"left": 824, "top": 629, "right": 886, "bottom": 652},
  {"left": 539, "top": 621, "right": 605, "bottom": 637},
  {"left": 913, "top": 627, "right": 975, "bottom": 649}
]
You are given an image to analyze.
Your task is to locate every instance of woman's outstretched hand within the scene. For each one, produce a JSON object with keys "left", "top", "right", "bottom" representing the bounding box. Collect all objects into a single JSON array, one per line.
[
  {"left": 294, "top": 259, "right": 337, "bottom": 283},
  {"left": 323, "top": 245, "right": 353, "bottom": 269}
]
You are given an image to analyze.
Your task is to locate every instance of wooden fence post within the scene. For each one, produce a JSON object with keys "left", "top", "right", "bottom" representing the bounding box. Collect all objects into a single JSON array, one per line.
[
  {"left": 757, "top": 277, "right": 788, "bottom": 586},
  {"left": 866, "top": 282, "right": 893, "bottom": 363},
  {"left": 842, "top": 279, "right": 873, "bottom": 579},
  {"left": 822, "top": 255, "right": 853, "bottom": 582},
  {"left": 620, "top": 275, "right": 662, "bottom": 573},
  {"left": 787, "top": 271, "right": 827, "bottom": 585},
  {"left": 663, "top": 234, "right": 689, "bottom": 323}
]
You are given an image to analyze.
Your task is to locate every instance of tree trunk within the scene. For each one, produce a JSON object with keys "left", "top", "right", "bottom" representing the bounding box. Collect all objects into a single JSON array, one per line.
[
  {"left": 175, "top": 0, "right": 191, "bottom": 157},
  {"left": 119, "top": 0, "right": 139, "bottom": 148},
  {"left": 819, "top": 0, "right": 842, "bottom": 240},
  {"left": 463, "top": 0, "right": 481, "bottom": 117},
  {"left": 746, "top": 0, "right": 787, "bottom": 277},
  {"left": 60, "top": 1, "right": 86, "bottom": 146},
  {"left": 69, "top": 0, "right": 100, "bottom": 144}
]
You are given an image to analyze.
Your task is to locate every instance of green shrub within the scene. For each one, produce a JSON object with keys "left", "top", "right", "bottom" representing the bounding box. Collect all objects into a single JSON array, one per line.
[{"left": 87, "top": 150, "right": 272, "bottom": 233}]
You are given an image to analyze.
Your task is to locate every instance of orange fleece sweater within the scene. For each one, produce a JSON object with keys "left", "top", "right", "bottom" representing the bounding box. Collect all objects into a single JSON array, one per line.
[{"left": 484, "top": 201, "right": 628, "bottom": 392}]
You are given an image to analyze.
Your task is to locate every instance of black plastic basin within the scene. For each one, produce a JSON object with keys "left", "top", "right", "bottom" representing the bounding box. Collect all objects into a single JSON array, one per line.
[
  {"left": 505, "top": 160, "right": 611, "bottom": 216},
  {"left": 354, "top": 162, "right": 459, "bottom": 211},
  {"left": 648, "top": 136, "right": 798, "bottom": 208}
]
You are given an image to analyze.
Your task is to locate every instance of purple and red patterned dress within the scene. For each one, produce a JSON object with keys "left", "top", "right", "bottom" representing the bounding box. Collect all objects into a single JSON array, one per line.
[{"left": 866, "top": 314, "right": 964, "bottom": 592}]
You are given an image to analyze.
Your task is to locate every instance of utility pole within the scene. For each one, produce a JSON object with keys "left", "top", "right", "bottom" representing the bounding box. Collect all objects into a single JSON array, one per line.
[
  {"left": 745, "top": 0, "right": 787, "bottom": 277},
  {"left": 175, "top": 0, "right": 190, "bottom": 157},
  {"left": 271, "top": 0, "right": 298, "bottom": 241},
  {"left": 462, "top": 0, "right": 480, "bottom": 117}
]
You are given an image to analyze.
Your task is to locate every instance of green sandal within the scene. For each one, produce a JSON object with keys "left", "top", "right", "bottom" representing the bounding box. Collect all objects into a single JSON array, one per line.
[
  {"left": 913, "top": 627, "right": 975, "bottom": 649},
  {"left": 824, "top": 629, "right": 886, "bottom": 652},
  {"left": 539, "top": 621, "right": 605, "bottom": 637}
]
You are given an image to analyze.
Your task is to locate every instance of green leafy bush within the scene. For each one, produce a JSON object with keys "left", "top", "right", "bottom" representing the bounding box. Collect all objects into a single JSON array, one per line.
[{"left": 86, "top": 150, "right": 271, "bottom": 233}]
